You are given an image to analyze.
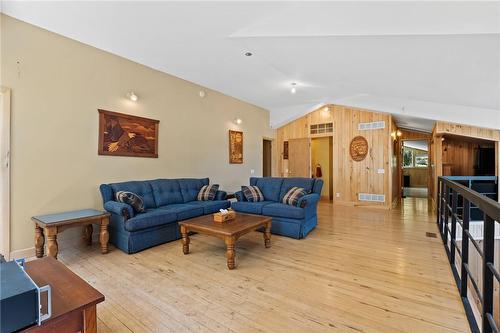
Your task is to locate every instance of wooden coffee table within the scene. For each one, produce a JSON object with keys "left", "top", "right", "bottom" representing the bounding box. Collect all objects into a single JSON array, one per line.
[{"left": 179, "top": 213, "right": 272, "bottom": 270}]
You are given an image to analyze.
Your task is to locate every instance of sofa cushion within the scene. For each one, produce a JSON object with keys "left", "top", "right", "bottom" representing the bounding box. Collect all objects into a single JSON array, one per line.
[
  {"left": 231, "top": 201, "right": 274, "bottom": 215},
  {"left": 110, "top": 181, "right": 156, "bottom": 209},
  {"left": 115, "top": 191, "right": 146, "bottom": 213},
  {"left": 197, "top": 184, "right": 219, "bottom": 201},
  {"left": 178, "top": 178, "right": 209, "bottom": 203},
  {"left": 279, "top": 178, "right": 316, "bottom": 202},
  {"left": 150, "top": 179, "right": 184, "bottom": 206},
  {"left": 262, "top": 203, "right": 305, "bottom": 219},
  {"left": 241, "top": 185, "right": 265, "bottom": 202},
  {"left": 124, "top": 209, "right": 177, "bottom": 232},
  {"left": 186, "top": 200, "right": 230, "bottom": 214},
  {"left": 250, "top": 177, "right": 284, "bottom": 202},
  {"left": 282, "top": 187, "right": 307, "bottom": 207},
  {"left": 157, "top": 204, "right": 204, "bottom": 221}
]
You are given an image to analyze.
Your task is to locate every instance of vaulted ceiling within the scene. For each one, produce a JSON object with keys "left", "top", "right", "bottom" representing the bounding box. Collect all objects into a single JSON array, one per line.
[{"left": 2, "top": 1, "right": 499, "bottom": 131}]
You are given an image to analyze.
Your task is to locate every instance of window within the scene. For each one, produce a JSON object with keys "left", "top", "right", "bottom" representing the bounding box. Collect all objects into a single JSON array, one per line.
[
  {"left": 403, "top": 147, "right": 429, "bottom": 168},
  {"left": 415, "top": 155, "right": 428, "bottom": 167},
  {"left": 403, "top": 148, "right": 413, "bottom": 167},
  {"left": 310, "top": 122, "right": 333, "bottom": 135}
]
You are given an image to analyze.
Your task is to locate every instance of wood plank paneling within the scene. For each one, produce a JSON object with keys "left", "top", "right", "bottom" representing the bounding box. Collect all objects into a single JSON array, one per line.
[
  {"left": 277, "top": 104, "right": 393, "bottom": 209},
  {"left": 332, "top": 105, "right": 392, "bottom": 208},
  {"left": 436, "top": 121, "right": 500, "bottom": 141}
]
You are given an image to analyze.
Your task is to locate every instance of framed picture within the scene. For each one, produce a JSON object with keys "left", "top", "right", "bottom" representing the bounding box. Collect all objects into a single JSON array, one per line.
[
  {"left": 229, "top": 130, "right": 243, "bottom": 164},
  {"left": 98, "top": 109, "right": 159, "bottom": 158}
]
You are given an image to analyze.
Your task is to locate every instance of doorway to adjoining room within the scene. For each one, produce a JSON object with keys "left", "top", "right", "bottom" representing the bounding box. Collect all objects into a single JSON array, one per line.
[
  {"left": 311, "top": 137, "right": 333, "bottom": 201},
  {"left": 402, "top": 140, "right": 429, "bottom": 198}
]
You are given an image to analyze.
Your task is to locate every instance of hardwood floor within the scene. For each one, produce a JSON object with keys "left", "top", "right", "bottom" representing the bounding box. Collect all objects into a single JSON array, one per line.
[{"left": 58, "top": 198, "right": 470, "bottom": 332}]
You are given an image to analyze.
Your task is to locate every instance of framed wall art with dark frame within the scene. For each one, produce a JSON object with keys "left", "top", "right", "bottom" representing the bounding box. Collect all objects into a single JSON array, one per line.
[{"left": 98, "top": 109, "right": 159, "bottom": 158}]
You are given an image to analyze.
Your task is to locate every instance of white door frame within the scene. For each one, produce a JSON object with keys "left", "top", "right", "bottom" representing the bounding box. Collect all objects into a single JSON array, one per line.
[{"left": 1, "top": 87, "right": 11, "bottom": 259}]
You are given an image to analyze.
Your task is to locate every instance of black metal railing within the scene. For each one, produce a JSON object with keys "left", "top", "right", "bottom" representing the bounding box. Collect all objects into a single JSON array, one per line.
[{"left": 437, "top": 176, "right": 500, "bottom": 333}]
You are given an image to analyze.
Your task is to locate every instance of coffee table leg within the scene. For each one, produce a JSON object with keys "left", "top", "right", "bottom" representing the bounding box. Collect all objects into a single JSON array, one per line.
[
  {"left": 83, "top": 224, "right": 93, "bottom": 246},
  {"left": 100, "top": 217, "right": 109, "bottom": 254},
  {"left": 264, "top": 222, "right": 272, "bottom": 248},
  {"left": 181, "top": 225, "right": 189, "bottom": 254},
  {"left": 35, "top": 225, "right": 45, "bottom": 258},
  {"left": 225, "top": 236, "right": 236, "bottom": 270},
  {"left": 46, "top": 227, "right": 58, "bottom": 259}
]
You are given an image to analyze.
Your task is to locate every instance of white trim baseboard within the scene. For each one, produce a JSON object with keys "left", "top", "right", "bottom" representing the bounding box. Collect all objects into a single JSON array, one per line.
[{"left": 10, "top": 247, "right": 35, "bottom": 260}]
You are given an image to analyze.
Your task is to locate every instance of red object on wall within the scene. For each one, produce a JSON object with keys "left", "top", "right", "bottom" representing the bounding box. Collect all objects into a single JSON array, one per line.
[{"left": 315, "top": 164, "right": 322, "bottom": 178}]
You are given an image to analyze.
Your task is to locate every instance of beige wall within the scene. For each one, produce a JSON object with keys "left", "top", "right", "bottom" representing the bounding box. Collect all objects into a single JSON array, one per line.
[{"left": 1, "top": 15, "right": 275, "bottom": 253}]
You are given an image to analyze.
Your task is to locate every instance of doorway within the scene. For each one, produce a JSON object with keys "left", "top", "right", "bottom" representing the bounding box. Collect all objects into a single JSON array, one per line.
[
  {"left": 311, "top": 137, "right": 333, "bottom": 200},
  {"left": 401, "top": 140, "right": 429, "bottom": 198},
  {"left": 263, "top": 139, "right": 272, "bottom": 177},
  {"left": 1, "top": 88, "right": 11, "bottom": 259}
]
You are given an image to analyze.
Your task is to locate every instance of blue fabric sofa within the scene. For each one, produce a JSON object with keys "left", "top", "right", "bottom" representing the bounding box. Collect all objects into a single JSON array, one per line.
[
  {"left": 100, "top": 178, "right": 230, "bottom": 254},
  {"left": 232, "top": 177, "right": 323, "bottom": 239}
]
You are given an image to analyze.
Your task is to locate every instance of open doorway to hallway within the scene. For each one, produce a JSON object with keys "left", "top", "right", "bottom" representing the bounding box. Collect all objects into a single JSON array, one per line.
[
  {"left": 402, "top": 139, "right": 429, "bottom": 198},
  {"left": 262, "top": 138, "right": 272, "bottom": 177},
  {"left": 311, "top": 137, "right": 333, "bottom": 201}
]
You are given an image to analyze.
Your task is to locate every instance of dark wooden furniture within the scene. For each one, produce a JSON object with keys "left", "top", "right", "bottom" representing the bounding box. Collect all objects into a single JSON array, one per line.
[
  {"left": 32, "top": 209, "right": 110, "bottom": 259},
  {"left": 179, "top": 213, "right": 272, "bottom": 269},
  {"left": 21, "top": 257, "right": 104, "bottom": 333}
]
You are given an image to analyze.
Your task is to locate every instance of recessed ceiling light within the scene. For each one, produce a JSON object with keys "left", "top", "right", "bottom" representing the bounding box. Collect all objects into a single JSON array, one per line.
[
  {"left": 244, "top": 52, "right": 253, "bottom": 57},
  {"left": 290, "top": 82, "right": 297, "bottom": 94}
]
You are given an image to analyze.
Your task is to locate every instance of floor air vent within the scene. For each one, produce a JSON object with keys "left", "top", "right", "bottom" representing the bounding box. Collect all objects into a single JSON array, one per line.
[
  {"left": 358, "top": 193, "right": 385, "bottom": 202},
  {"left": 358, "top": 121, "right": 385, "bottom": 130}
]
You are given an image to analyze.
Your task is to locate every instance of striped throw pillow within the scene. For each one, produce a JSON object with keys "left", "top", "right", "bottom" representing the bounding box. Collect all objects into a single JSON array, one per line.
[
  {"left": 282, "top": 187, "right": 307, "bottom": 206},
  {"left": 197, "top": 184, "right": 219, "bottom": 201},
  {"left": 241, "top": 186, "right": 264, "bottom": 202},
  {"left": 116, "top": 191, "right": 146, "bottom": 213}
]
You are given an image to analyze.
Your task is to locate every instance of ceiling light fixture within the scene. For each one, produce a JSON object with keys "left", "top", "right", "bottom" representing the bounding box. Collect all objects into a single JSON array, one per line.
[
  {"left": 235, "top": 118, "right": 242, "bottom": 124},
  {"left": 290, "top": 82, "right": 297, "bottom": 94},
  {"left": 244, "top": 52, "right": 253, "bottom": 57},
  {"left": 127, "top": 91, "right": 138, "bottom": 102}
]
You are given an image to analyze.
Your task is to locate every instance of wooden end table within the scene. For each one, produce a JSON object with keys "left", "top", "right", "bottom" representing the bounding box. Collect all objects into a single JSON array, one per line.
[
  {"left": 179, "top": 213, "right": 272, "bottom": 270},
  {"left": 21, "top": 257, "right": 105, "bottom": 333},
  {"left": 32, "top": 209, "right": 110, "bottom": 259}
]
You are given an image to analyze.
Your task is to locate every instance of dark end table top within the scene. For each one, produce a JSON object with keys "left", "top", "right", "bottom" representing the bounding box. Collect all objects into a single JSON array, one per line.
[
  {"left": 179, "top": 213, "right": 271, "bottom": 236},
  {"left": 24, "top": 257, "right": 104, "bottom": 323},
  {"left": 32, "top": 209, "right": 109, "bottom": 227}
]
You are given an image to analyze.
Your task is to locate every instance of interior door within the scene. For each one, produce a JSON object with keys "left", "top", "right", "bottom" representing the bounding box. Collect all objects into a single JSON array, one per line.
[
  {"left": 1, "top": 88, "right": 11, "bottom": 259},
  {"left": 288, "top": 138, "right": 311, "bottom": 177}
]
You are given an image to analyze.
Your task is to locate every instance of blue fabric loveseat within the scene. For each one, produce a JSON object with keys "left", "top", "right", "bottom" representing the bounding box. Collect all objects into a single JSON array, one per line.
[
  {"left": 232, "top": 177, "right": 323, "bottom": 239},
  {"left": 100, "top": 178, "right": 230, "bottom": 254}
]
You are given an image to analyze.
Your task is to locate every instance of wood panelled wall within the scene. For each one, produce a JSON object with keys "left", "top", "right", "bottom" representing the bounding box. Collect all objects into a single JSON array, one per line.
[
  {"left": 430, "top": 122, "right": 500, "bottom": 209},
  {"left": 277, "top": 105, "right": 395, "bottom": 209}
]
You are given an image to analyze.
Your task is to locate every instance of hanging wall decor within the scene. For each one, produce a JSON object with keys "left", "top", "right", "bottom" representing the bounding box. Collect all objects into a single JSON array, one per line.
[
  {"left": 350, "top": 135, "right": 369, "bottom": 162},
  {"left": 98, "top": 109, "right": 159, "bottom": 158},
  {"left": 229, "top": 130, "right": 243, "bottom": 164}
]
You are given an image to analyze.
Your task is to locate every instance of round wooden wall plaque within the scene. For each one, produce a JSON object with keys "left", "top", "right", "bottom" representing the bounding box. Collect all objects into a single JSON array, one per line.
[{"left": 350, "top": 136, "right": 368, "bottom": 162}]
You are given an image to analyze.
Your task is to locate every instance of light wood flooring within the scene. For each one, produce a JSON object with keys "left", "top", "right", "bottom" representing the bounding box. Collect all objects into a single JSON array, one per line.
[{"left": 58, "top": 198, "right": 470, "bottom": 332}]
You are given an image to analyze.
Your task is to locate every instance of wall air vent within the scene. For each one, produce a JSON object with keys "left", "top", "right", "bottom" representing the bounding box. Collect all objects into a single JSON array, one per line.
[
  {"left": 358, "top": 193, "right": 385, "bottom": 202},
  {"left": 358, "top": 121, "right": 385, "bottom": 131}
]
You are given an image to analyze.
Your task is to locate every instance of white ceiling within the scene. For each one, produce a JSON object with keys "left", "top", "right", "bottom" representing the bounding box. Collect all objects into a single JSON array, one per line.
[{"left": 2, "top": 1, "right": 500, "bottom": 131}]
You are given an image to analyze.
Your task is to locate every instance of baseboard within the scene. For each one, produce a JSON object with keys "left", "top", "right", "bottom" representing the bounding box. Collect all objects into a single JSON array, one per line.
[
  {"left": 10, "top": 247, "right": 35, "bottom": 260},
  {"left": 333, "top": 200, "right": 390, "bottom": 210}
]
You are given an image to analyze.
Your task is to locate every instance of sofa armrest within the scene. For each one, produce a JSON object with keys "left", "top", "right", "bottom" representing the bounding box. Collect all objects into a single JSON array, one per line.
[
  {"left": 234, "top": 191, "right": 247, "bottom": 202},
  {"left": 297, "top": 193, "right": 320, "bottom": 209},
  {"left": 215, "top": 190, "right": 227, "bottom": 200},
  {"left": 104, "top": 201, "right": 134, "bottom": 220}
]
